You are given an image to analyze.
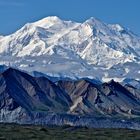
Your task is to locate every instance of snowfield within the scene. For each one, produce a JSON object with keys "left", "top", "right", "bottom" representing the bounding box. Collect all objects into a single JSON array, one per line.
[{"left": 0, "top": 16, "right": 140, "bottom": 87}]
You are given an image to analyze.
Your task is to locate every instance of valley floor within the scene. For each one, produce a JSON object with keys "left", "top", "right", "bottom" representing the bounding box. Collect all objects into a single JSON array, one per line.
[{"left": 0, "top": 124, "right": 140, "bottom": 140}]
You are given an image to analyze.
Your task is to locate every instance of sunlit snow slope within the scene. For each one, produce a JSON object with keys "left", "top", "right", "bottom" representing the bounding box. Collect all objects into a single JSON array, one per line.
[{"left": 0, "top": 16, "right": 140, "bottom": 86}]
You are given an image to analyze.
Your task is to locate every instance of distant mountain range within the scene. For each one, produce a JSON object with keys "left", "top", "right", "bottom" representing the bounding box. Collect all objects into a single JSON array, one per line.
[
  {"left": 0, "top": 16, "right": 140, "bottom": 129},
  {"left": 0, "top": 68, "right": 140, "bottom": 129},
  {"left": 0, "top": 16, "right": 140, "bottom": 88}
]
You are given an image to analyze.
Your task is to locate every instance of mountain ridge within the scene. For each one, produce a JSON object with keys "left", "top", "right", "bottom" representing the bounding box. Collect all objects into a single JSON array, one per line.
[
  {"left": 0, "top": 16, "right": 140, "bottom": 86},
  {"left": 0, "top": 68, "right": 140, "bottom": 129}
]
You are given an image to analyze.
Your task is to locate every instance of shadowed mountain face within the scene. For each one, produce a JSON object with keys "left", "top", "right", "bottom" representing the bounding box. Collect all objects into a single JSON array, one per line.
[
  {"left": 0, "top": 68, "right": 140, "bottom": 128},
  {"left": 0, "top": 68, "right": 71, "bottom": 113}
]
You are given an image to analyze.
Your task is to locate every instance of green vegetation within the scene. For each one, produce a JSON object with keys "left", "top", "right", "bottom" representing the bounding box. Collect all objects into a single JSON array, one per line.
[{"left": 0, "top": 124, "right": 140, "bottom": 140}]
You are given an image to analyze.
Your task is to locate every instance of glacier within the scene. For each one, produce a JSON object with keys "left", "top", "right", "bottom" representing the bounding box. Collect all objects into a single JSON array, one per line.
[{"left": 0, "top": 16, "right": 140, "bottom": 87}]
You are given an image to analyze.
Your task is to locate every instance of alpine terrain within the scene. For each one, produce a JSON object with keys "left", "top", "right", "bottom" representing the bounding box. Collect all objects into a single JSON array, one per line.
[
  {"left": 0, "top": 16, "right": 140, "bottom": 129},
  {"left": 0, "top": 16, "right": 140, "bottom": 86}
]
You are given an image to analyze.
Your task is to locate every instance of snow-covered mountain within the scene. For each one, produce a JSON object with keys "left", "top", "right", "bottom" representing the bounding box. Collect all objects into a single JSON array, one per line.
[
  {"left": 0, "top": 36, "right": 3, "bottom": 39},
  {"left": 0, "top": 16, "right": 140, "bottom": 86}
]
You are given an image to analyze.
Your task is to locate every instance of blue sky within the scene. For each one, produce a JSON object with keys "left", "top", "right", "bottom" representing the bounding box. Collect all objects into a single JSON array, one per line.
[{"left": 0, "top": 0, "right": 140, "bottom": 35}]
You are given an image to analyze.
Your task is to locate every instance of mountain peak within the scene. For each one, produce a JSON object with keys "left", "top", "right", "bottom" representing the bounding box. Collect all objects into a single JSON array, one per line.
[
  {"left": 109, "top": 24, "right": 124, "bottom": 32},
  {"left": 33, "top": 16, "right": 62, "bottom": 28},
  {"left": 0, "top": 16, "right": 140, "bottom": 84},
  {"left": 2, "top": 67, "right": 22, "bottom": 76},
  {"left": 86, "top": 17, "right": 101, "bottom": 22},
  {"left": 85, "top": 17, "right": 105, "bottom": 26},
  {"left": 40, "top": 16, "right": 62, "bottom": 23},
  {"left": 45, "top": 16, "right": 61, "bottom": 21}
]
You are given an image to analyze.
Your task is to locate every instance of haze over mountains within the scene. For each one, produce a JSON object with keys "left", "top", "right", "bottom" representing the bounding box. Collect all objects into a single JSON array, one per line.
[{"left": 0, "top": 16, "right": 140, "bottom": 88}]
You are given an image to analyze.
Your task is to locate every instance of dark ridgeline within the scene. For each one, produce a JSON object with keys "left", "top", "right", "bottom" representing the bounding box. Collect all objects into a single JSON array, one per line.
[{"left": 0, "top": 68, "right": 140, "bottom": 129}]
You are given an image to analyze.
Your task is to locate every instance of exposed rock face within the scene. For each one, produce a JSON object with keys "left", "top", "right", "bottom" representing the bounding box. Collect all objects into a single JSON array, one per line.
[
  {"left": 0, "top": 68, "right": 71, "bottom": 113},
  {"left": 57, "top": 79, "right": 140, "bottom": 117},
  {"left": 0, "top": 68, "right": 140, "bottom": 129}
]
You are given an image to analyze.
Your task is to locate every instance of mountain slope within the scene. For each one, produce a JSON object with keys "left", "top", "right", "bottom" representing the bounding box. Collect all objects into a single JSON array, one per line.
[
  {"left": 0, "top": 16, "right": 140, "bottom": 86},
  {"left": 57, "top": 79, "right": 140, "bottom": 117},
  {"left": 0, "top": 68, "right": 71, "bottom": 114},
  {"left": 0, "top": 68, "right": 140, "bottom": 129}
]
